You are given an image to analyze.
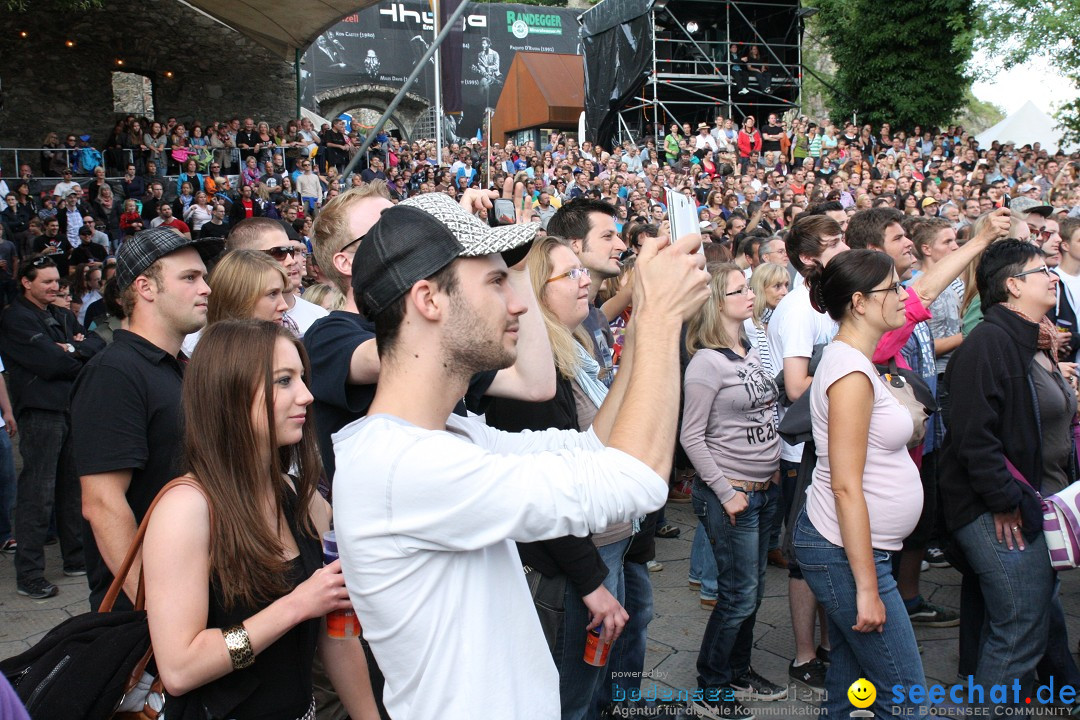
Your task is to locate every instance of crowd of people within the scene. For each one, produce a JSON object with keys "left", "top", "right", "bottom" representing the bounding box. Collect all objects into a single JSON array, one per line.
[{"left": 0, "top": 107, "right": 1079, "bottom": 720}]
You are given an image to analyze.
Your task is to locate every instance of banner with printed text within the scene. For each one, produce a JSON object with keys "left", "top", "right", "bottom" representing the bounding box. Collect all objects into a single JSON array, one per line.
[{"left": 301, "top": 1, "right": 583, "bottom": 141}]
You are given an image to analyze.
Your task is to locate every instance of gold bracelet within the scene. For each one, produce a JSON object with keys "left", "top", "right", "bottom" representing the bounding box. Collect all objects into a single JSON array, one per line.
[{"left": 222, "top": 623, "right": 254, "bottom": 671}]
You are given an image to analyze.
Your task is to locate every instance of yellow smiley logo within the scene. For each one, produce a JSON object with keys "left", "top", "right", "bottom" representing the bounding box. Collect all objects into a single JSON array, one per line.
[{"left": 847, "top": 677, "right": 876, "bottom": 709}]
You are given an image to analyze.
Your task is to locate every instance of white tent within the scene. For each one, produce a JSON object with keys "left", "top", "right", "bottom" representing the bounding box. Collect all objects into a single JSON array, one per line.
[{"left": 974, "top": 100, "right": 1079, "bottom": 153}]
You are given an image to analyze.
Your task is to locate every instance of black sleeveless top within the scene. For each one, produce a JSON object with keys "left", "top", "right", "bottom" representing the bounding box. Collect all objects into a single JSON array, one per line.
[{"left": 164, "top": 488, "right": 321, "bottom": 720}]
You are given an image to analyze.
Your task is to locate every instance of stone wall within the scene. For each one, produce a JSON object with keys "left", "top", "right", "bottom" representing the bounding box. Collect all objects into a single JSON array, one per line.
[{"left": 0, "top": 0, "right": 296, "bottom": 152}]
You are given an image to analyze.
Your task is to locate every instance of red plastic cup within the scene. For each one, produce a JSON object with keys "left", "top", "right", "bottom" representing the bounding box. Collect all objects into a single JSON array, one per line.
[
  {"left": 583, "top": 627, "right": 613, "bottom": 666},
  {"left": 322, "top": 531, "right": 361, "bottom": 639}
]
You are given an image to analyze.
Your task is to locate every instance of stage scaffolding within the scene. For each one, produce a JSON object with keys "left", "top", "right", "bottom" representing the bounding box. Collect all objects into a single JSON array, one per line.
[{"left": 612, "top": 0, "right": 808, "bottom": 147}]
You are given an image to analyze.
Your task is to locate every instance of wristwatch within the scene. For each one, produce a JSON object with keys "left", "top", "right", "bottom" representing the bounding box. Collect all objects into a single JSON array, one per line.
[{"left": 63, "top": 343, "right": 75, "bottom": 353}]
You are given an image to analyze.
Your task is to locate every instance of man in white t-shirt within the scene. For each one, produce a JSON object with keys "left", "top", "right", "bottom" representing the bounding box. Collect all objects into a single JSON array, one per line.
[
  {"left": 52, "top": 169, "right": 80, "bottom": 199},
  {"left": 767, "top": 213, "right": 846, "bottom": 692},
  {"left": 333, "top": 192, "right": 709, "bottom": 720},
  {"left": 226, "top": 217, "right": 327, "bottom": 337}
]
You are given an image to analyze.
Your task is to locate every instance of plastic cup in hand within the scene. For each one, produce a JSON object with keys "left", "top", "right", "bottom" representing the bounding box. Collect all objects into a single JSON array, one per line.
[
  {"left": 583, "top": 626, "right": 613, "bottom": 666},
  {"left": 321, "top": 531, "right": 361, "bottom": 639}
]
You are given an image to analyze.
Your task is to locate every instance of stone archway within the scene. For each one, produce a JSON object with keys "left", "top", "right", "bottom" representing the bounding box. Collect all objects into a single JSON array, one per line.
[{"left": 315, "top": 84, "right": 430, "bottom": 141}]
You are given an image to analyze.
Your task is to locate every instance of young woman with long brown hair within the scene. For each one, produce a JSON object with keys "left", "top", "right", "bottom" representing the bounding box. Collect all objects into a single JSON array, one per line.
[{"left": 142, "top": 320, "right": 379, "bottom": 719}]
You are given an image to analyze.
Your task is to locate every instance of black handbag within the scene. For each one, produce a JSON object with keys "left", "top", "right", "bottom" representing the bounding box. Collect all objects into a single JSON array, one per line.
[{"left": 1, "top": 478, "right": 207, "bottom": 719}]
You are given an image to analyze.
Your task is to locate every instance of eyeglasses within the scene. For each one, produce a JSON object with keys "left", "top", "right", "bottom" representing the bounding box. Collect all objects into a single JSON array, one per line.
[
  {"left": 262, "top": 246, "right": 297, "bottom": 261},
  {"left": 725, "top": 286, "right": 750, "bottom": 296},
  {"left": 865, "top": 281, "right": 903, "bottom": 296},
  {"left": 339, "top": 236, "right": 362, "bottom": 254},
  {"left": 546, "top": 267, "right": 590, "bottom": 284},
  {"left": 29, "top": 256, "right": 53, "bottom": 268},
  {"left": 1012, "top": 265, "right": 1052, "bottom": 279}
]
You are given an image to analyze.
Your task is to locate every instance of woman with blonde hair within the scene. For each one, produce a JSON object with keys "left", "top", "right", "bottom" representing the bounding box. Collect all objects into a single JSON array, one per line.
[
  {"left": 142, "top": 320, "right": 379, "bottom": 719},
  {"left": 485, "top": 235, "right": 635, "bottom": 720},
  {"left": 745, "top": 261, "right": 790, "bottom": 385},
  {"left": 681, "top": 262, "right": 785, "bottom": 719},
  {"left": 745, "top": 260, "right": 791, "bottom": 567},
  {"left": 303, "top": 283, "right": 345, "bottom": 312},
  {"left": 181, "top": 250, "right": 291, "bottom": 356},
  {"left": 961, "top": 211, "right": 1031, "bottom": 335},
  {"left": 207, "top": 250, "right": 290, "bottom": 327}
]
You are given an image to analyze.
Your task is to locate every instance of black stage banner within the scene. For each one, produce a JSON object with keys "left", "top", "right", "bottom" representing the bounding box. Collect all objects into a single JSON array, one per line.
[
  {"left": 581, "top": 0, "right": 654, "bottom": 150},
  {"left": 302, "top": 1, "right": 582, "bottom": 142}
]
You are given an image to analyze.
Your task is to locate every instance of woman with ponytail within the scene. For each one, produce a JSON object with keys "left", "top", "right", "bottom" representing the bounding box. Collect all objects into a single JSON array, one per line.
[{"left": 792, "top": 249, "right": 928, "bottom": 717}]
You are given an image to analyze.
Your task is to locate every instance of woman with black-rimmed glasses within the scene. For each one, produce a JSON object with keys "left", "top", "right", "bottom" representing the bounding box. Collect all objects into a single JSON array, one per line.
[
  {"left": 941, "top": 240, "right": 1077, "bottom": 706},
  {"left": 792, "top": 249, "right": 927, "bottom": 718},
  {"left": 485, "top": 235, "right": 632, "bottom": 720}
]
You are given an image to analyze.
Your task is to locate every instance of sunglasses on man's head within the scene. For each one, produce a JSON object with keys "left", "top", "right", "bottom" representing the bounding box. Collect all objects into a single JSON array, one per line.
[{"left": 262, "top": 246, "right": 297, "bottom": 261}]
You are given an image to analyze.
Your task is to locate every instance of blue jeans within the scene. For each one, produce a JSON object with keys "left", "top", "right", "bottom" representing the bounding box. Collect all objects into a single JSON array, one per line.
[
  {"left": 14, "top": 409, "right": 83, "bottom": 583},
  {"left": 1038, "top": 583, "right": 1080, "bottom": 689},
  {"left": 602, "top": 559, "right": 654, "bottom": 711},
  {"left": 693, "top": 480, "right": 777, "bottom": 690},
  {"left": 554, "top": 536, "right": 630, "bottom": 720},
  {"left": 0, "top": 430, "right": 15, "bottom": 543},
  {"left": 793, "top": 509, "right": 927, "bottom": 717},
  {"left": 953, "top": 511, "right": 1054, "bottom": 701},
  {"left": 689, "top": 522, "right": 718, "bottom": 599}
]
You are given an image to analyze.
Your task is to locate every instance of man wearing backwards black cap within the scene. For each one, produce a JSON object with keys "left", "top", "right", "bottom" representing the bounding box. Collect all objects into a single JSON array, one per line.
[
  {"left": 71, "top": 227, "right": 221, "bottom": 610},
  {"left": 333, "top": 192, "right": 710, "bottom": 720},
  {"left": 304, "top": 183, "right": 555, "bottom": 483}
]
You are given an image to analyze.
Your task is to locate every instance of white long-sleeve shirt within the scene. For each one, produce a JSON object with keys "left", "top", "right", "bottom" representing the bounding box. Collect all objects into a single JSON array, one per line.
[
  {"left": 296, "top": 171, "right": 323, "bottom": 200},
  {"left": 333, "top": 413, "right": 666, "bottom": 720}
]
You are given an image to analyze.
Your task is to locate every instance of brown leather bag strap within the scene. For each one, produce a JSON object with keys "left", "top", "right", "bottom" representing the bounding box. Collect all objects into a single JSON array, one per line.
[{"left": 100, "top": 477, "right": 212, "bottom": 613}]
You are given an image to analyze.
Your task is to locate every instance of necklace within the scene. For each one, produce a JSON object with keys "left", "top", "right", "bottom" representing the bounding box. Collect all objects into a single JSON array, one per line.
[{"left": 833, "top": 333, "right": 872, "bottom": 360}]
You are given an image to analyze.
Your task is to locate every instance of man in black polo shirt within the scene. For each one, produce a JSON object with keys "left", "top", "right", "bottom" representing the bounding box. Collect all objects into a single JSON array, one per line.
[{"left": 71, "top": 228, "right": 222, "bottom": 610}]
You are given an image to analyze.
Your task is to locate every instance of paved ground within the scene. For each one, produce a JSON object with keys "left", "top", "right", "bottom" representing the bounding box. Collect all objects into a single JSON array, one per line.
[{"left": 4, "top": 501, "right": 1080, "bottom": 717}]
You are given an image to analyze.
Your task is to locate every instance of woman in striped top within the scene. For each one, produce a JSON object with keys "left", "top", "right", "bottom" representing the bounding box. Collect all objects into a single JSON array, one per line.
[
  {"left": 745, "top": 262, "right": 791, "bottom": 398},
  {"left": 745, "top": 261, "right": 791, "bottom": 569}
]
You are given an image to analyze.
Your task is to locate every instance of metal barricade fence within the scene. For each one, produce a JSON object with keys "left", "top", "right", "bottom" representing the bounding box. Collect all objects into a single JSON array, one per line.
[{"left": 0, "top": 146, "right": 244, "bottom": 190}]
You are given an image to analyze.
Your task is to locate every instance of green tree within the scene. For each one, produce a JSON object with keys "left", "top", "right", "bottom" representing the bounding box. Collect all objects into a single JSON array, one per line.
[
  {"left": 810, "top": 0, "right": 976, "bottom": 130},
  {"left": 977, "top": 0, "right": 1080, "bottom": 142},
  {"left": 953, "top": 88, "right": 1005, "bottom": 133}
]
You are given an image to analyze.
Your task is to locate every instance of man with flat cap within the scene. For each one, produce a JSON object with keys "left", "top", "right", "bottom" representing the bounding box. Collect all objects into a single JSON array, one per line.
[{"left": 71, "top": 227, "right": 222, "bottom": 610}]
